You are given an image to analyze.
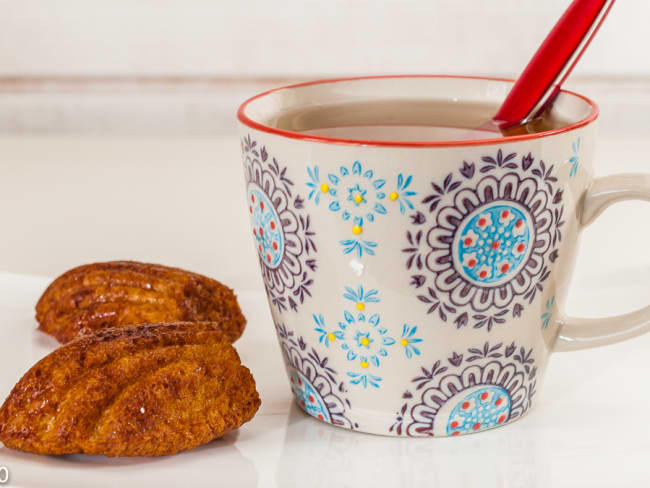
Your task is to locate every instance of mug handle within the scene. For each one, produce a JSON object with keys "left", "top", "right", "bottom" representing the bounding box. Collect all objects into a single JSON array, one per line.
[{"left": 554, "top": 173, "right": 650, "bottom": 352}]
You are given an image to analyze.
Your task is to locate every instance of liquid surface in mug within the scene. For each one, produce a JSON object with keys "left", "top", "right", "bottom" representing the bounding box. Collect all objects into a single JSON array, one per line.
[{"left": 273, "top": 99, "right": 569, "bottom": 142}]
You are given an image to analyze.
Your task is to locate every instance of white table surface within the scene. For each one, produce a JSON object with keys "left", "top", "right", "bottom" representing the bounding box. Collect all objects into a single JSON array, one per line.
[
  {"left": 0, "top": 134, "right": 649, "bottom": 487},
  {"left": 0, "top": 271, "right": 648, "bottom": 488}
]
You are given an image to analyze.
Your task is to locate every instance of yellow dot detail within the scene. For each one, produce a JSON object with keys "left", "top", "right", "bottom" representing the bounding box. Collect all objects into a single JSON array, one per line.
[
  {"left": 352, "top": 224, "right": 363, "bottom": 235},
  {"left": 401, "top": 338, "right": 409, "bottom": 347},
  {"left": 353, "top": 194, "right": 363, "bottom": 204},
  {"left": 360, "top": 337, "right": 370, "bottom": 347},
  {"left": 389, "top": 191, "right": 399, "bottom": 201},
  {"left": 356, "top": 302, "right": 365, "bottom": 311},
  {"left": 360, "top": 360, "right": 369, "bottom": 369},
  {"left": 320, "top": 183, "right": 330, "bottom": 193},
  {"left": 327, "top": 333, "right": 336, "bottom": 342}
]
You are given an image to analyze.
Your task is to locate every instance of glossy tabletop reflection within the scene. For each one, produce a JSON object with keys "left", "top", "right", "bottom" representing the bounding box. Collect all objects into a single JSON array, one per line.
[{"left": 0, "top": 272, "right": 648, "bottom": 488}]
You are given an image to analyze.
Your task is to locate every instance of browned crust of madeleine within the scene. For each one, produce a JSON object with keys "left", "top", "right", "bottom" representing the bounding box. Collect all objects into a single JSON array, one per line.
[
  {"left": 0, "top": 322, "right": 261, "bottom": 457},
  {"left": 35, "top": 261, "right": 246, "bottom": 344}
]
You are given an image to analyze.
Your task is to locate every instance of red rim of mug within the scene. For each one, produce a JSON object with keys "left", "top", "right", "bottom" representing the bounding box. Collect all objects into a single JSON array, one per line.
[{"left": 237, "top": 74, "right": 599, "bottom": 148}]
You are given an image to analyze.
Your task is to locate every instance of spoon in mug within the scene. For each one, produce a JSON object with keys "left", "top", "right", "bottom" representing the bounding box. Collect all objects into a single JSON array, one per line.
[{"left": 471, "top": 0, "right": 615, "bottom": 138}]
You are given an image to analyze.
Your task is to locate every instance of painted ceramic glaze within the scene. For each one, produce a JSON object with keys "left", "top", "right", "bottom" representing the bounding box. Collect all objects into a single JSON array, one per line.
[{"left": 238, "top": 76, "right": 650, "bottom": 437}]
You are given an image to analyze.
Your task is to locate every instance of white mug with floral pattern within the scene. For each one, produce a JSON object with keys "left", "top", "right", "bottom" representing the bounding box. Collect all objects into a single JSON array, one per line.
[{"left": 237, "top": 75, "right": 650, "bottom": 437}]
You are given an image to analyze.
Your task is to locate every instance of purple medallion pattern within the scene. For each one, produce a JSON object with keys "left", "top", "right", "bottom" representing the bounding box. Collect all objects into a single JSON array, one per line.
[
  {"left": 389, "top": 341, "right": 537, "bottom": 437},
  {"left": 404, "top": 150, "right": 564, "bottom": 330},
  {"left": 242, "top": 135, "right": 317, "bottom": 313},
  {"left": 275, "top": 322, "right": 356, "bottom": 429}
]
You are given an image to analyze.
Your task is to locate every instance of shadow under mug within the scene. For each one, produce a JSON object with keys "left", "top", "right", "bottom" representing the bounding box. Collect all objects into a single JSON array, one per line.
[{"left": 238, "top": 75, "right": 650, "bottom": 437}]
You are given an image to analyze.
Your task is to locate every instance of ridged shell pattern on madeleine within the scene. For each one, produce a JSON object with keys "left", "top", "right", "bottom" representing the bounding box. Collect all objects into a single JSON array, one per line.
[
  {"left": 36, "top": 261, "right": 246, "bottom": 343},
  {"left": 0, "top": 322, "right": 261, "bottom": 457}
]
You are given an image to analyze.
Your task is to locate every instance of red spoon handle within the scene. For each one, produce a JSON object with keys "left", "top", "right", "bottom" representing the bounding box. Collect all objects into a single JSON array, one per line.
[{"left": 495, "top": 0, "right": 613, "bottom": 128}]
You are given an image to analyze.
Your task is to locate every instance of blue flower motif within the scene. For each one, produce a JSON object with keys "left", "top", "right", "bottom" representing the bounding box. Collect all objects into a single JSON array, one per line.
[
  {"left": 306, "top": 162, "right": 417, "bottom": 258},
  {"left": 306, "top": 165, "right": 338, "bottom": 204},
  {"left": 347, "top": 372, "right": 382, "bottom": 389},
  {"left": 541, "top": 296, "right": 555, "bottom": 329},
  {"left": 340, "top": 238, "right": 377, "bottom": 257},
  {"left": 326, "top": 161, "right": 387, "bottom": 225},
  {"left": 307, "top": 163, "right": 417, "bottom": 258},
  {"left": 343, "top": 285, "right": 380, "bottom": 313},
  {"left": 354, "top": 330, "right": 374, "bottom": 348},
  {"left": 390, "top": 173, "right": 417, "bottom": 214},
  {"left": 569, "top": 137, "right": 580, "bottom": 178},
  {"left": 347, "top": 184, "right": 367, "bottom": 206},
  {"left": 313, "top": 313, "right": 343, "bottom": 347},
  {"left": 338, "top": 311, "right": 395, "bottom": 367},
  {"left": 399, "top": 324, "right": 423, "bottom": 359}
]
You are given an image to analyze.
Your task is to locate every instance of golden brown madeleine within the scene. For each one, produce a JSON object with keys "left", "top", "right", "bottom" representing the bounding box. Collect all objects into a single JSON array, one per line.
[
  {"left": 35, "top": 261, "right": 246, "bottom": 343},
  {"left": 0, "top": 322, "right": 261, "bottom": 456}
]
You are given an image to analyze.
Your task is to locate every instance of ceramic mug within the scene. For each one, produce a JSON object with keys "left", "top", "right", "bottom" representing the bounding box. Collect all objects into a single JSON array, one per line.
[{"left": 237, "top": 75, "right": 650, "bottom": 437}]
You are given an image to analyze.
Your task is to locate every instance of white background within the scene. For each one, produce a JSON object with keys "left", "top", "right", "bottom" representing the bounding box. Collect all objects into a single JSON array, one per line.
[
  {"left": 0, "top": 0, "right": 648, "bottom": 135},
  {"left": 1, "top": 0, "right": 649, "bottom": 77}
]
